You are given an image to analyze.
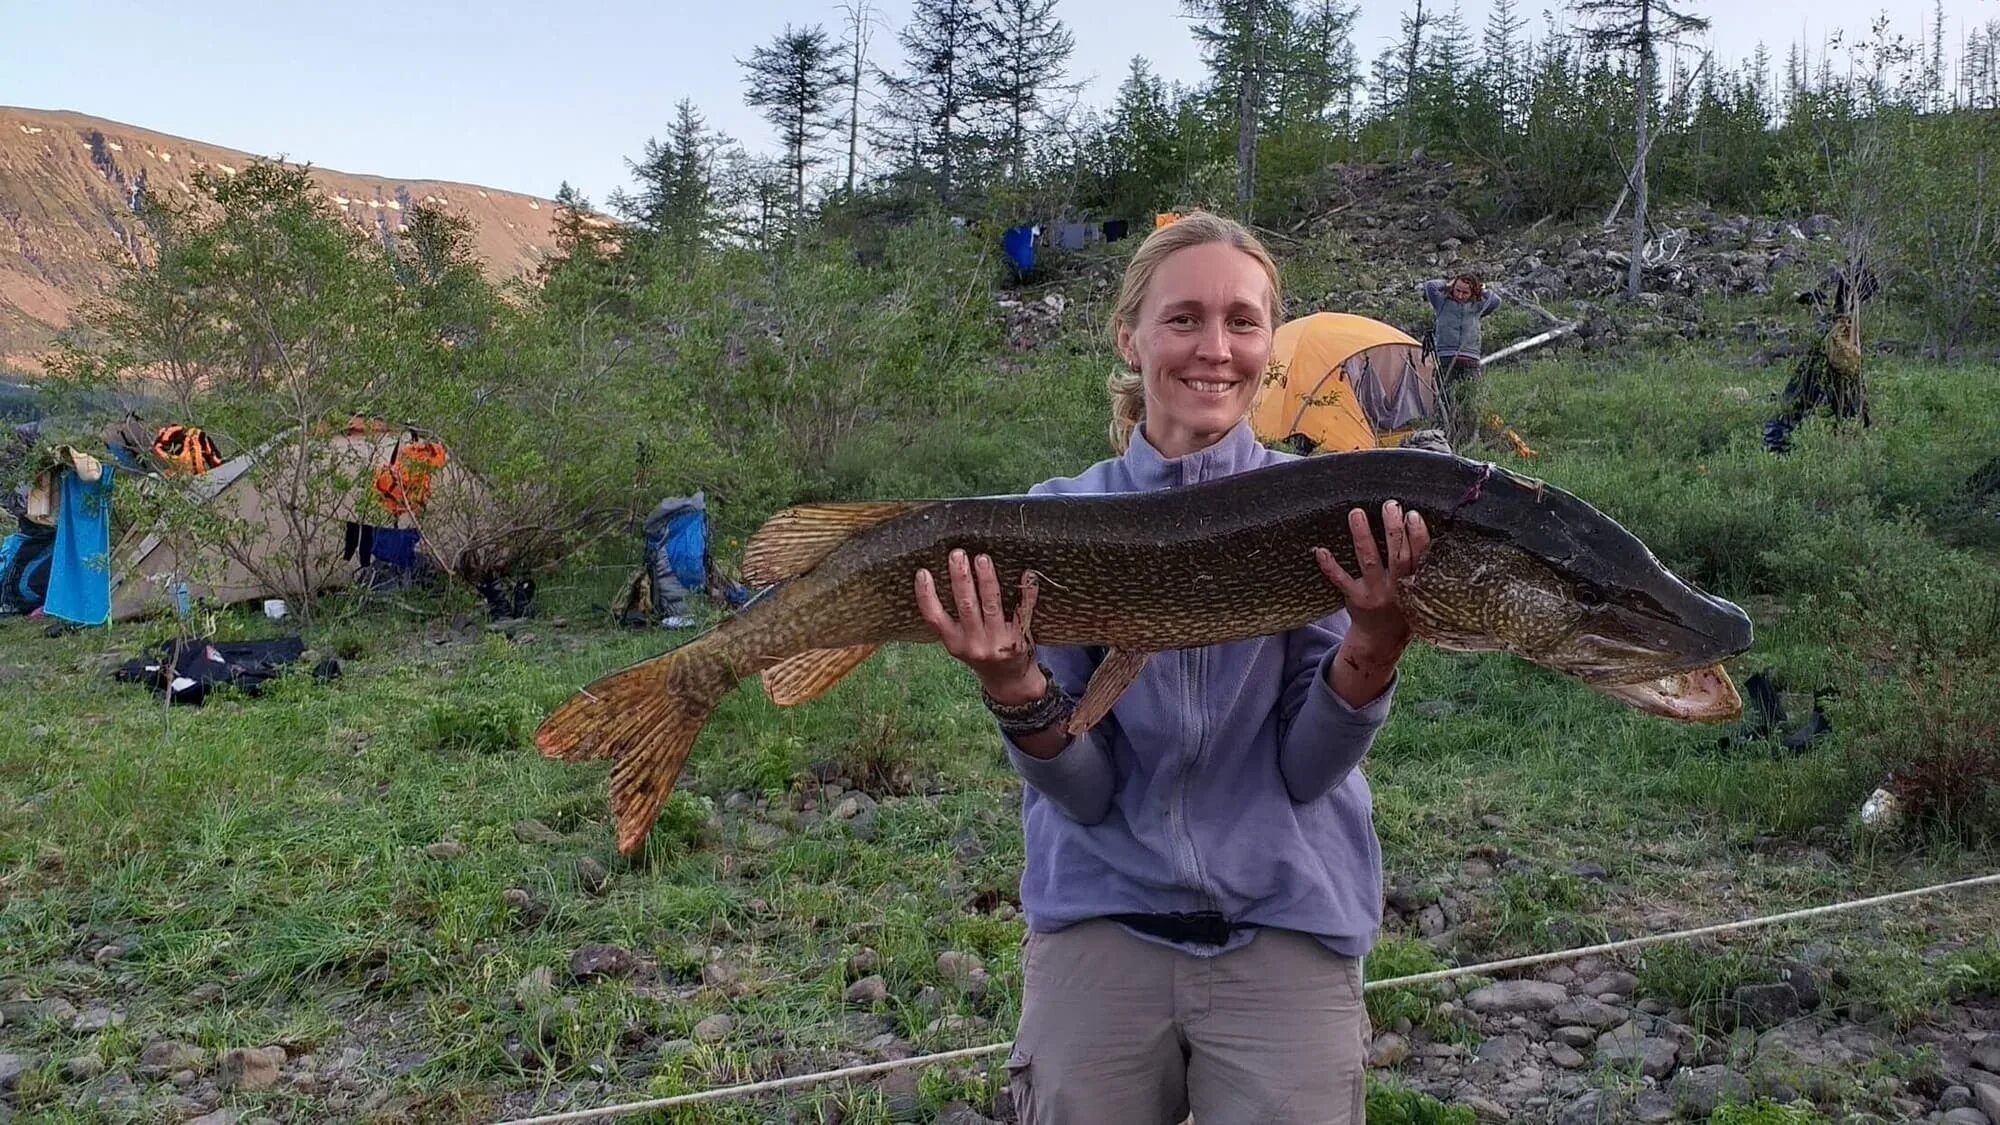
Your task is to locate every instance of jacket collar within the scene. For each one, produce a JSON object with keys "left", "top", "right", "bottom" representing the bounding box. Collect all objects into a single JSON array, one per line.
[{"left": 1123, "top": 416, "right": 1265, "bottom": 488}]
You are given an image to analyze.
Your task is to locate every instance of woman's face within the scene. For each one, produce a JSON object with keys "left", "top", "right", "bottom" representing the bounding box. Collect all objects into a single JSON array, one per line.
[
  {"left": 1116, "top": 241, "right": 1274, "bottom": 459},
  {"left": 1449, "top": 278, "right": 1474, "bottom": 302}
]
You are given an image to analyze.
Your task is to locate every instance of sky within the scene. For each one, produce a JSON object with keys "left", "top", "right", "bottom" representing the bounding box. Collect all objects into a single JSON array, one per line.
[{"left": 5, "top": 0, "right": 1992, "bottom": 208}]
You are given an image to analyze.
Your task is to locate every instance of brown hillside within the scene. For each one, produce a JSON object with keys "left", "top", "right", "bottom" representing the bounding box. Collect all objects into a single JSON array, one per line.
[{"left": 0, "top": 106, "right": 588, "bottom": 373}]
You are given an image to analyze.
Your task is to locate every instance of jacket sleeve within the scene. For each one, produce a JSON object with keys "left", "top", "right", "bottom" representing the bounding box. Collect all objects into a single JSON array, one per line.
[
  {"left": 999, "top": 644, "right": 1118, "bottom": 825},
  {"left": 1421, "top": 280, "right": 1447, "bottom": 312},
  {"left": 1276, "top": 610, "right": 1397, "bottom": 803},
  {"left": 1480, "top": 292, "right": 1502, "bottom": 317}
]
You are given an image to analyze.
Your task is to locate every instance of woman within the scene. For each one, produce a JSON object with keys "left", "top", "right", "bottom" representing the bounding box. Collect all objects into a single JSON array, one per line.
[
  {"left": 913, "top": 212, "right": 1431, "bottom": 1124},
  {"left": 1421, "top": 272, "right": 1501, "bottom": 448}
]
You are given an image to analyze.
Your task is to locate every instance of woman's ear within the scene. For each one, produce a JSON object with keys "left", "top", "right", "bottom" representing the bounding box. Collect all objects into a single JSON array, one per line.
[{"left": 1115, "top": 323, "right": 1139, "bottom": 372}]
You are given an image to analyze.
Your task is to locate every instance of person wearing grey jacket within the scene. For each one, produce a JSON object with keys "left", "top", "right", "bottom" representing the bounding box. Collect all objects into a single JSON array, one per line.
[
  {"left": 1422, "top": 273, "right": 1501, "bottom": 447},
  {"left": 912, "top": 212, "right": 1431, "bottom": 1124}
]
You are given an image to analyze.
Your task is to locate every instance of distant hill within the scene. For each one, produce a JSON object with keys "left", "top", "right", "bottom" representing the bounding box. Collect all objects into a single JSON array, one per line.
[{"left": 0, "top": 106, "right": 597, "bottom": 372}]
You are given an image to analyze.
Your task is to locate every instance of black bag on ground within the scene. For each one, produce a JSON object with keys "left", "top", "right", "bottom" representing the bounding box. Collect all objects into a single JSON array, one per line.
[{"left": 113, "top": 635, "right": 340, "bottom": 706}]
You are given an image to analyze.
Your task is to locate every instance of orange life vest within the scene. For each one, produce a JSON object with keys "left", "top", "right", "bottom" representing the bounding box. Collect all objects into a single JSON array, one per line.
[
  {"left": 373, "top": 439, "right": 448, "bottom": 517},
  {"left": 152, "top": 425, "right": 222, "bottom": 476}
]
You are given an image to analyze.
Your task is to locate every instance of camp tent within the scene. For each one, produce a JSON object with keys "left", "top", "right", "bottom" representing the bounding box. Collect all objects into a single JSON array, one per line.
[
  {"left": 108, "top": 420, "right": 492, "bottom": 621},
  {"left": 1249, "top": 312, "right": 1439, "bottom": 454}
]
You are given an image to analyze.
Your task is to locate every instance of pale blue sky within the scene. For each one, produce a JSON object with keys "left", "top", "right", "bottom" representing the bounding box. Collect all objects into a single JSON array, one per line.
[{"left": 4, "top": 0, "right": 1989, "bottom": 207}]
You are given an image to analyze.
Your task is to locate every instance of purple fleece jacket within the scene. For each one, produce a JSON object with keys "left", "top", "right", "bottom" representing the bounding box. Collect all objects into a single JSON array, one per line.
[{"left": 1001, "top": 418, "right": 1396, "bottom": 959}]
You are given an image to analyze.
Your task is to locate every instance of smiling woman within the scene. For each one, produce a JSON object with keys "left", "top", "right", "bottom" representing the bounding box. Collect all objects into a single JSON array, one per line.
[{"left": 909, "top": 210, "right": 1433, "bottom": 1124}]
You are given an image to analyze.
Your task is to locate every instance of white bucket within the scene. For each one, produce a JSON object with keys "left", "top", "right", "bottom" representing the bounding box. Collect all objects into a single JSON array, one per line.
[{"left": 263, "top": 598, "right": 289, "bottom": 620}]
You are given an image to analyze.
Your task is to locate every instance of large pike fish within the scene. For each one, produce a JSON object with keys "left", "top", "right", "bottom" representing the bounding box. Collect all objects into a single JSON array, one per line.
[{"left": 537, "top": 448, "right": 1754, "bottom": 855}]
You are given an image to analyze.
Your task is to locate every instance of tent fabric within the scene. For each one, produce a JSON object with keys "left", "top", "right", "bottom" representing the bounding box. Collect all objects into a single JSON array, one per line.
[
  {"left": 108, "top": 426, "right": 492, "bottom": 622},
  {"left": 44, "top": 461, "right": 114, "bottom": 626},
  {"left": 0, "top": 526, "right": 53, "bottom": 615},
  {"left": 1249, "top": 312, "right": 1440, "bottom": 454}
]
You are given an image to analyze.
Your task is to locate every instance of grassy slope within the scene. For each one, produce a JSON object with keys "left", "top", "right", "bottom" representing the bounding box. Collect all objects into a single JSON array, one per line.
[{"left": 2, "top": 350, "right": 1998, "bottom": 1123}]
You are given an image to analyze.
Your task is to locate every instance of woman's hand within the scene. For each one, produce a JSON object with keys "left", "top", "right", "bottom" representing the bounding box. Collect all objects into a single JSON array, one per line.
[
  {"left": 915, "top": 549, "right": 1044, "bottom": 705},
  {"left": 1314, "top": 500, "right": 1432, "bottom": 705}
]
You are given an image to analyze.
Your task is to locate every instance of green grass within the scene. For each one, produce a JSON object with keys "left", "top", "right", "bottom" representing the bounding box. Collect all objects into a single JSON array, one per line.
[{"left": 2, "top": 351, "right": 1998, "bottom": 1122}]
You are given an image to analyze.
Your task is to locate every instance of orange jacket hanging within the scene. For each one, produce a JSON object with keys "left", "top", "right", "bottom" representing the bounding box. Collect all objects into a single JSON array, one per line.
[{"left": 373, "top": 439, "right": 448, "bottom": 517}]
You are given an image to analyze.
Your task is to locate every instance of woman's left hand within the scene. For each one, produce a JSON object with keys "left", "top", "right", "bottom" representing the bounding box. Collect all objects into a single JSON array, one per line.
[{"left": 1313, "top": 499, "right": 1432, "bottom": 651}]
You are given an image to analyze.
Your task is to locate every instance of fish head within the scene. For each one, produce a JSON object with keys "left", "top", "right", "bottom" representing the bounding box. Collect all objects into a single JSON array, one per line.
[{"left": 1398, "top": 490, "right": 1754, "bottom": 724}]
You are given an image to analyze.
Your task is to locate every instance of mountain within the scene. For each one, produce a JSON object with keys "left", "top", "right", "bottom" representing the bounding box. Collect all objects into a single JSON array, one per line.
[{"left": 0, "top": 106, "right": 590, "bottom": 373}]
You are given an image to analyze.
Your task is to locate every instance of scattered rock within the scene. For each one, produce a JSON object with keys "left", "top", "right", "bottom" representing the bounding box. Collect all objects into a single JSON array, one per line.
[
  {"left": 574, "top": 856, "right": 609, "bottom": 895},
  {"left": 1940, "top": 1087, "right": 1975, "bottom": 1112},
  {"left": 1553, "top": 1026, "right": 1597, "bottom": 1049},
  {"left": 702, "top": 960, "right": 742, "bottom": 993},
  {"left": 568, "top": 943, "right": 643, "bottom": 982},
  {"left": 218, "top": 1046, "right": 285, "bottom": 1092},
  {"left": 1546, "top": 1042, "right": 1587, "bottom": 1069},
  {"left": 1558, "top": 1090, "right": 1614, "bottom": 1125},
  {"left": 1669, "top": 1065, "right": 1753, "bottom": 1117},
  {"left": 184, "top": 982, "right": 224, "bottom": 1006},
  {"left": 937, "top": 1103, "right": 998, "bottom": 1125},
  {"left": 93, "top": 934, "right": 141, "bottom": 965},
  {"left": 937, "top": 951, "right": 985, "bottom": 988},
  {"left": 1943, "top": 1110, "right": 1992, "bottom": 1125},
  {"left": 1549, "top": 999, "right": 1627, "bottom": 1028},
  {"left": 138, "top": 1040, "right": 205, "bottom": 1076},
  {"left": 1476, "top": 1034, "right": 1529, "bottom": 1068},
  {"left": 0, "top": 1053, "right": 34, "bottom": 1091},
  {"left": 1466, "top": 980, "right": 1569, "bottom": 1014},
  {"left": 1368, "top": 1033, "right": 1411, "bottom": 1068},
  {"left": 1579, "top": 971, "right": 1637, "bottom": 998},
  {"left": 1780, "top": 961, "right": 1822, "bottom": 1010},
  {"left": 503, "top": 888, "right": 547, "bottom": 923},
  {"left": 1978, "top": 1044, "right": 2000, "bottom": 1074},
  {"left": 845, "top": 975, "right": 890, "bottom": 1005},
  {"left": 1730, "top": 982, "right": 1802, "bottom": 1029},
  {"left": 692, "top": 1014, "right": 734, "bottom": 1043},
  {"left": 1596, "top": 1022, "right": 1678, "bottom": 1079},
  {"left": 513, "top": 819, "right": 562, "bottom": 844},
  {"left": 1460, "top": 1093, "right": 1510, "bottom": 1120},
  {"left": 71, "top": 1006, "right": 122, "bottom": 1032},
  {"left": 1480, "top": 814, "right": 1508, "bottom": 830},
  {"left": 62, "top": 1054, "right": 104, "bottom": 1082},
  {"left": 657, "top": 1038, "right": 695, "bottom": 1057},
  {"left": 1630, "top": 1089, "right": 1676, "bottom": 1123},
  {"left": 925, "top": 1014, "right": 981, "bottom": 1036},
  {"left": 1978, "top": 1085, "right": 2000, "bottom": 1123},
  {"left": 424, "top": 841, "right": 465, "bottom": 859},
  {"left": 847, "top": 947, "right": 880, "bottom": 979},
  {"left": 185, "top": 1111, "right": 245, "bottom": 1125},
  {"left": 1568, "top": 862, "right": 1609, "bottom": 881}
]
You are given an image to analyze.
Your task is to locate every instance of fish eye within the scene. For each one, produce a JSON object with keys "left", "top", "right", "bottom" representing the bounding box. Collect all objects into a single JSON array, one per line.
[{"left": 1575, "top": 585, "right": 1604, "bottom": 607}]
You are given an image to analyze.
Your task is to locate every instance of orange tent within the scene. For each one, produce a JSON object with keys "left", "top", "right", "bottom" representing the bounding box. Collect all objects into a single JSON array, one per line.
[{"left": 1250, "top": 312, "right": 1439, "bottom": 454}]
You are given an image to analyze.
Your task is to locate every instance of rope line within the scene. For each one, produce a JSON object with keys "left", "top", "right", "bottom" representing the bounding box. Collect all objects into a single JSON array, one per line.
[{"left": 491, "top": 871, "right": 2000, "bottom": 1125}]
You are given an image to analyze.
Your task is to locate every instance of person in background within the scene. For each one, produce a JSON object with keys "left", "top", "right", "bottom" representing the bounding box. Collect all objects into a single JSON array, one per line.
[
  {"left": 1421, "top": 272, "right": 1501, "bottom": 448},
  {"left": 912, "top": 211, "right": 1430, "bottom": 1124}
]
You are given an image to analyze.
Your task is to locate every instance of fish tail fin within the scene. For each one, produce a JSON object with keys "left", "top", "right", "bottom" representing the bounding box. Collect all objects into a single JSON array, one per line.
[{"left": 535, "top": 636, "right": 739, "bottom": 856}]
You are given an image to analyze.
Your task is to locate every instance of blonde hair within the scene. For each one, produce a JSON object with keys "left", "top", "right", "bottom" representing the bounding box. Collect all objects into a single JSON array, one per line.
[{"left": 1105, "top": 211, "right": 1284, "bottom": 453}]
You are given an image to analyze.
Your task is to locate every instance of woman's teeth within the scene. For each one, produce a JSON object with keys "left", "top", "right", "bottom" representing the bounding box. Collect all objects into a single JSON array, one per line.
[{"left": 1184, "top": 379, "right": 1236, "bottom": 394}]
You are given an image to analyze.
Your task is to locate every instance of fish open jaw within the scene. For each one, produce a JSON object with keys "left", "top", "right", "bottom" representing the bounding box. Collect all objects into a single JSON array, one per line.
[{"left": 1593, "top": 664, "right": 1743, "bottom": 723}]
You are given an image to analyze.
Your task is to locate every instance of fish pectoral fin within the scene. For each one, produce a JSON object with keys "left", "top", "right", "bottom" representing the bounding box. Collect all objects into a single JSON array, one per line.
[
  {"left": 761, "top": 643, "right": 881, "bottom": 707},
  {"left": 1064, "top": 648, "right": 1153, "bottom": 736},
  {"left": 741, "top": 501, "right": 928, "bottom": 586}
]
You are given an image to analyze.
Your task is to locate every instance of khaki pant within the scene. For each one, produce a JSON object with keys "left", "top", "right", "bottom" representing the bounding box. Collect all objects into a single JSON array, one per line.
[{"left": 1005, "top": 920, "right": 1370, "bottom": 1125}]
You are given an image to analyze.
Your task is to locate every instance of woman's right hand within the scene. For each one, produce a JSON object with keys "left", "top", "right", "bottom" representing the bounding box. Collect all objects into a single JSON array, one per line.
[{"left": 915, "top": 549, "right": 1044, "bottom": 705}]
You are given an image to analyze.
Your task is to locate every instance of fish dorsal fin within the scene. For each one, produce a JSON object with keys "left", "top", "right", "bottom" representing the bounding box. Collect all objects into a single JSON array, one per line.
[
  {"left": 761, "top": 644, "right": 880, "bottom": 707},
  {"left": 741, "top": 501, "right": 926, "bottom": 586},
  {"left": 1064, "top": 648, "right": 1153, "bottom": 735}
]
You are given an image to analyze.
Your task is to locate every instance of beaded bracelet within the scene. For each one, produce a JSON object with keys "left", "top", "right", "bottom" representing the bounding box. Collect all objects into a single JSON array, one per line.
[{"left": 983, "top": 664, "right": 1074, "bottom": 736}]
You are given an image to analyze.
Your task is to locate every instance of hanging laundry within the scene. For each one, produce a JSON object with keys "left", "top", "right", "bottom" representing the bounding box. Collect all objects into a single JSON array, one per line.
[
  {"left": 43, "top": 461, "right": 114, "bottom": 626},
  {"left": 1056, "top": 222, "right": 1091, "bottom": 251},
  {"left": 1002, "top": 224, "right": 1037, "bottom": 273},
  {"left": 1102, "top": 219, "right": 1130, "bottom": 242}
]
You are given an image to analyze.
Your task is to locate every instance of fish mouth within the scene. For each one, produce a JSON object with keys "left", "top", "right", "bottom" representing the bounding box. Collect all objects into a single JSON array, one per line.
[{"left": 1590, "top": 664, "right": 1743, "bottom": 723}]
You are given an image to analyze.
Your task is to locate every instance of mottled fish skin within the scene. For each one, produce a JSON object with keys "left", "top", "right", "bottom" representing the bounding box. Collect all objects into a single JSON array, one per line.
[{"left": 706, "top": 447, "right": 1750, "bottom": 679}]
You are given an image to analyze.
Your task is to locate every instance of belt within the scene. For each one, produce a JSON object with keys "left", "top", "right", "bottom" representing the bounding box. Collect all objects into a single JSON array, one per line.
[{"left": 1104, "top": 911, "right": 1256, "bottom": 947}]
